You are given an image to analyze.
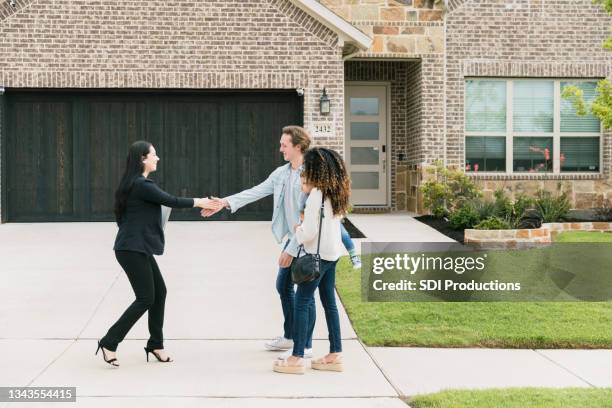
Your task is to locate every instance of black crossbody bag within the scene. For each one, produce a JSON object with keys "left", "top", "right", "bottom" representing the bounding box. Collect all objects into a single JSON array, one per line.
[{"left": 291, "top": 196, "right": 325, "bottom": 285}]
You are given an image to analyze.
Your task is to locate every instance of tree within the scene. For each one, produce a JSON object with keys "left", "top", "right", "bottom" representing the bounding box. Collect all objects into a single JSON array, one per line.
[{"left": 561, "top": 0, "right": 612, "bottom": 129}]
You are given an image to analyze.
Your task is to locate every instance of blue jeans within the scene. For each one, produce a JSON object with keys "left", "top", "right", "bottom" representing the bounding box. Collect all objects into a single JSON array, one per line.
[
  {"left": 292, "top": 259, "right": 342, "bottom": 358},
  {"left": 340, "top": 223, "right": 354, "bottom": 252},
  {"left": 276, "top": 261, "right": 314, "bottom": 349}
]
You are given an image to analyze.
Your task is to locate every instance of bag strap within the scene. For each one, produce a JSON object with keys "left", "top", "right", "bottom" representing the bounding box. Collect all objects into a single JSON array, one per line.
[{"left": 315, "top": 194, "right": 325, "bottom": 257}]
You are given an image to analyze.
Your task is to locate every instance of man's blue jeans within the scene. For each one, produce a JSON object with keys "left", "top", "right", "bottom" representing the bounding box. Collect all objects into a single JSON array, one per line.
[
  {"left": 276, "top": 261, "right": 314, "bottom": 349},
  {"left": 292, "top": 259, "right": 342, "bottom": 357}
]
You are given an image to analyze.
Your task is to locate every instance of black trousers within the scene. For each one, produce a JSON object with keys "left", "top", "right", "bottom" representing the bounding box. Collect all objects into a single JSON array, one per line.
[{"left": 101, "top": 250, "right": 167, "bottom": 352}]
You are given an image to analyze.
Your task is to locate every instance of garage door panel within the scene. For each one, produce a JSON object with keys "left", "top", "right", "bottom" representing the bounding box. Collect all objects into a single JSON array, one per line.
[
  {"left": 158, "top": 100, "right": 220, "bottom": 221},
  {"left": 86, "top": 100, "right": 148, "bottom": 217},
  {"left": 6, "top": 91, "right": 300, "bottom": 222},
  {"left": 8, "top": 100, "right": 74, "bottom": 220},
  {"left": 218, "top": 97, "right": 297, "bottom": 221}
]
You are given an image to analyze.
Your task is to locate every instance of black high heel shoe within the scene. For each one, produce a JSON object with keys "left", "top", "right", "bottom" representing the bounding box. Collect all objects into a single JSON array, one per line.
[
  {"left": 96, "top": 341, "right": 119, "bottom": 367},
  {"left": 144, "top": 347, "right": 173, "bottom": 363}
]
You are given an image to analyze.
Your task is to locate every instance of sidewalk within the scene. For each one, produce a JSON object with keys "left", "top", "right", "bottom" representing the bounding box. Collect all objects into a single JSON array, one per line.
[
  {"left": 1, "top": 216, "right": 611, "bottom": 408},
  {"left": 348, "top": 214, "right": 612, "bottom": 397}
]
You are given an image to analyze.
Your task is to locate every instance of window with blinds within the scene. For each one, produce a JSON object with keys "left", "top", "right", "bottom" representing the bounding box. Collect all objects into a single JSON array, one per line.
[
  {"left": 561, "top": 82, "right": 600, "bottom": 133},
  {"left": 464, "top": 79, "right": 601, "bottom": 174},
  {"left": 466, "top": 136, "right": 505, "bottom": 172},
  {"left": 513, "top": 81, "right": 554, "bottom": 133},
  {"left": 513, "top": 137, "right": 553, "bottom": 173},
  {"left": 464, "top": 80, "right": 506, "bottom": 173},
  {"left": 465, "top": 80, "right": 506, "bottom": 132},
  {"left": 560, "top": 137, "right": 599, "bottom": 172}
]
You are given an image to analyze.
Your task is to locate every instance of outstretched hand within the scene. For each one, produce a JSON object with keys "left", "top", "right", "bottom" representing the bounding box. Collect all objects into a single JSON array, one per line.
[
  {"left": 194, "top": 197, "right": 223, "bottom": 210},
  {"left": 200, "top": 196, "right": 228, "bottom": 218}
]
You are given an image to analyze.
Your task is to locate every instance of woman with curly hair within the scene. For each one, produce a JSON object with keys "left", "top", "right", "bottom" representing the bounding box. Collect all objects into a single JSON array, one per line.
[{"left": 273, "top": 147, "right": 350, "bottom": 374}]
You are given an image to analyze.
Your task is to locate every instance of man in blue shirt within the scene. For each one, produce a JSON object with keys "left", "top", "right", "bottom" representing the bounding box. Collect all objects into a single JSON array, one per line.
[{"left": 202, "top": 126, "right": 315, "bottom": 356}]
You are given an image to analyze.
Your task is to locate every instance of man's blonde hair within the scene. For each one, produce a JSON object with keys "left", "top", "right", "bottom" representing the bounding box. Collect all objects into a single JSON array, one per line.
[{"left": 282, "top": 125, "right": 312, "bottom": 153}]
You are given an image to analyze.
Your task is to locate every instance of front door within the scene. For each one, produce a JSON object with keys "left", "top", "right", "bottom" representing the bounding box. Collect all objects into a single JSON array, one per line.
[{"left": 345, "top": 84, "right": 388, "bottom": 206}]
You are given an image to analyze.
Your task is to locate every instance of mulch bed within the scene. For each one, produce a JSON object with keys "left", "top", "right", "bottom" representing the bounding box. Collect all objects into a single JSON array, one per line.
[{"left": 414, "top": 215, "right": 464, "bottom": 243}]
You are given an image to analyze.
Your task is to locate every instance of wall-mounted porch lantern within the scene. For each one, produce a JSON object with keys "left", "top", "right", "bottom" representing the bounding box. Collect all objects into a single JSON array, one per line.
[{"left": 319, "top": 88, "right": 331, "bottom": 115}]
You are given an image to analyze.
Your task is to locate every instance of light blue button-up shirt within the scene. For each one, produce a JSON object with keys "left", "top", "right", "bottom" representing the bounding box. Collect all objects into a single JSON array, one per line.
[{"left": 225, "top": 163, "right": 305, "bottom": 257}]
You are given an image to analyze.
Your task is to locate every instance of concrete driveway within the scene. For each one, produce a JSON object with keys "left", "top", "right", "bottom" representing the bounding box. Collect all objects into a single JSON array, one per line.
[{"left": 0, "top": 221, "right": 403, "bottom": 407}]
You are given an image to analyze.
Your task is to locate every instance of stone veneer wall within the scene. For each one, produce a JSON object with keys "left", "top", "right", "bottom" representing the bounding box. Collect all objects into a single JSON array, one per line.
[
  {"left": 545, "top": 221, "right": 612, "bottom": 239},
  {"left": 320, "top": 0, "right": 444, "bottom": 57},
  {"left": 445, "top": 0, "right": 612, "bottom": 210},
  {"left": 465, "top": 222, "right": 612, "bottom": 248},
  {"left": 477, "top": 178, "right": 612, "bottom": 209}
]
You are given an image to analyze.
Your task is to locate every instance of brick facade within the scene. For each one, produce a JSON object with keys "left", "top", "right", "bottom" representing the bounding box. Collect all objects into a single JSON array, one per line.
[
  {"left": 335, "top": 0, "right": 612, "bottom": 212},
  {"left": 1, "top": 0, "right": 611, "bottom": 219},
  {"left": 446, "top": 0, "right": 612, "bottom": 210},
  {"left": 0, "top": 0, "right": 348, "bottom": 219}
]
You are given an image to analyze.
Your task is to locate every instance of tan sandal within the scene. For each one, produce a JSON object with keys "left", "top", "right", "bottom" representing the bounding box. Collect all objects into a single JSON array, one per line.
[
  {"left": 273, "top": 358, "right": 305, "bottom": 375},
  {"left": 311, "top": 354, "right": 343, "bottom": 372}
]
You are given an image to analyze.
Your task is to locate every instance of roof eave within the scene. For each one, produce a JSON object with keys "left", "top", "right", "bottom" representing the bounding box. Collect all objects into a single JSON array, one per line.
[{"left": 288, "top": 0, "right": 372, "bottom": 51}]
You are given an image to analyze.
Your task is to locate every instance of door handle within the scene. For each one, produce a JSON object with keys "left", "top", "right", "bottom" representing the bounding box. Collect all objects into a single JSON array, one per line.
[{"left": 382, "top": 145, "right": 386, "bottom": 173}]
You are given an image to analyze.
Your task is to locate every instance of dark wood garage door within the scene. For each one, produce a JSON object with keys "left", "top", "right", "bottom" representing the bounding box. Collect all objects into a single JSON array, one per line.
[{"left": 3, "top": 90, "right": 302, "bottom": 222}]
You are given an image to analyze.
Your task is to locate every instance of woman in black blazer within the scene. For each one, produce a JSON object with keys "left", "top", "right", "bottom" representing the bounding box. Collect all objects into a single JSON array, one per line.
[{"left": 96, "top": 141, "right": 220, "bottom": 367}]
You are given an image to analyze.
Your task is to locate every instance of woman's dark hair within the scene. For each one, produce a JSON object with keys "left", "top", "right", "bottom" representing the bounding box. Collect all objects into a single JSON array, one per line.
[
  {"left": 302, "top": 147, "right": 351, "bottom": 216},
  {"left": 114, "top": 140, "right": 152, "bottom": 225}
]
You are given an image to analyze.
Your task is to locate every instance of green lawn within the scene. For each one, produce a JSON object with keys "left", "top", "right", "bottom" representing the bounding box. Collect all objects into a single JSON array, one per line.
[
  {"left": 408, "top": 388, "right": 612, "bottom": 408},
  {"left": 335, "top": 242, "right": 612, "bottom": 347},
  {"left": 555, "top": 231, "right": 612, "bottom": 242}
]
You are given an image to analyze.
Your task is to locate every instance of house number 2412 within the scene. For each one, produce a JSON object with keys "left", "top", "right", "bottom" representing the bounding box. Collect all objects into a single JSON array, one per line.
[{"left": 312, "top": 122, "right": 334, "bottom": 137}]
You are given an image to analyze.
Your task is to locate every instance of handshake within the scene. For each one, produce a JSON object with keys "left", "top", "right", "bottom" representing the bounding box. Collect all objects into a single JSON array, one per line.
[{"left": 193, "top": 197, "right": 229, "bottom": 218}]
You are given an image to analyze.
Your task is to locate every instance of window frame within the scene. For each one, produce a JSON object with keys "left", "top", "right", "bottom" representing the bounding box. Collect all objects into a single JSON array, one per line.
[{"left": 464, "top": 78, "right": 603, "bottom": 175}]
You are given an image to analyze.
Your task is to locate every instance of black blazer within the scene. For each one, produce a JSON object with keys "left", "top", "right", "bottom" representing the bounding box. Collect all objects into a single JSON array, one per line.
[{"left": 113, "top": 176, "right": 194, "bottom": 255}]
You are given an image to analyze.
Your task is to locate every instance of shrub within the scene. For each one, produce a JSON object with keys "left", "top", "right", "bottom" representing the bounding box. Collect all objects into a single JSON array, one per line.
[
  {"left": 421, "top": 178, "right": 450, "bottom": 218},
  {"left": 535, "top": 186, "right": 571, "bottom": 222},
  {"left": 493, "top": 189, "right": 513, "bottom": 219},
  {"left": 472, "top": 198, "right": 496, "bottom": 221},
  {"left": 421, "top": 161, "right": 482, "bottom": 218},
  {"left": 449, "top": 203, "right": 481, "bottom": 230},
  {"left": 513, "top": 193, "right": 536, "bottom": 220},
  {"left": 474, "top": 216, "right": 512, "bottom": 230}
]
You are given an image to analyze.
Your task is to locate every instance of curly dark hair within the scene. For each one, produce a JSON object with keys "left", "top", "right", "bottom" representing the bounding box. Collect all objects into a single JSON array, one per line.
[{"left": 302, "top": 147, "right": 351, "bottom": 216}]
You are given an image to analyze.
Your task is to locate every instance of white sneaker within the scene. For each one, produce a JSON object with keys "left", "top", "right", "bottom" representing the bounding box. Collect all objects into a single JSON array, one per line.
[
  {"left": 278, "top": 348, "right": 313, "bottom": 359},
  {"left": 350, "top": 255, "right": 362, "bottom": 269},
  {"left": 265, "top": 336, "right": 294, "bottom": 351}
]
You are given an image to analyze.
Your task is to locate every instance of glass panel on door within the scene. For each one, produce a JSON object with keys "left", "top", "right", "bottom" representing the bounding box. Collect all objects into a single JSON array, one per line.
[
  {"left": 350, "top": 98, "right": 379, "bottom": 115},
  {"left": 351, "top": 147, "right": 379, "bottom": 165},
  {"left": 350, "top": 122, "right": 379, "bottom": 140}
]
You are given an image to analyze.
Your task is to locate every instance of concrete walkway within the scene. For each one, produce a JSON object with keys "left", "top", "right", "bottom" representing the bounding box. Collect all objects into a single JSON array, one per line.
[{"left": 1, "top": 214, "right": 611, "bottom": 407}]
